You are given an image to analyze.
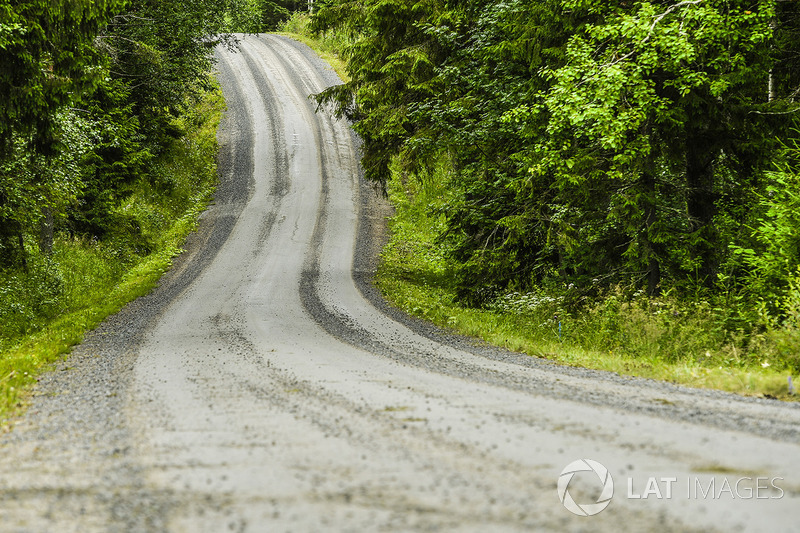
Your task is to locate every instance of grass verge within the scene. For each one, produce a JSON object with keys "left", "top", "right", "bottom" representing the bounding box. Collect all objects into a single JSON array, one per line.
[
  {"left": 376, "top": 161, "right": 798, "bottom": 401},
  {"left": 0, "top": 88, "right": 224, "bottom": 427}
]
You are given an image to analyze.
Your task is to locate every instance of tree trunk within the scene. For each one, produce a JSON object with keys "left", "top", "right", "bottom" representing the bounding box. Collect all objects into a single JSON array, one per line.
[
  {"left": 685, "top": 133, "right": 718, "bottom": 287},
  {"left": 642, "top": 165, "right": 661, "bottom": 296},
  {"left": 639, "top": 120, "right": 661, "bottom": 296},
  {"left": 644, "top": 197, "right": 661, "bottom": 296}
]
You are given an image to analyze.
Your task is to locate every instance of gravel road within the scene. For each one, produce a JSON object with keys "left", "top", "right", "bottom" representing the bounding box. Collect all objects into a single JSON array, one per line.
[{"left": 1, "top": 34, "right": 799, "bottom": 533}]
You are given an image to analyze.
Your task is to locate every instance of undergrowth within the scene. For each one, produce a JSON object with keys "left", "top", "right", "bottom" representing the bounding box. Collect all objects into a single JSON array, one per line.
[
  {"left": 376, "top": 159, "right": 799, "bottom": 401},
  {"left": 0, "top": 87, "right": 224, "bottom": 425}
]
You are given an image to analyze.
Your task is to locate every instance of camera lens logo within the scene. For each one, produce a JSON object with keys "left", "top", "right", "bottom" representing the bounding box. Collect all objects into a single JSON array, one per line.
[{"left": 558, "top": 459, "right": 614, "bottom": 516}]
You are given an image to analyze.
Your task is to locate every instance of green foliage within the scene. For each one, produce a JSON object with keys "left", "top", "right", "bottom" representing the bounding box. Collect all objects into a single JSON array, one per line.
[
  {"left": 316, "top": 0, "right": 800, "bottom": 305},
  {"left": 313, "top": 0, "right": 800, "bottom": 383},
  {"left": 731, "top": 138, "right": 800, "bottom": 322},
  {"left": 280, "top": 10, "right": 310, "bottom": 34},
  {"left": 0, "top": 0, "right": 232, "bottom": 417},
  {"left": 0, "top": 86, "right": 224, "bottom": 419},
  {"left": 1, "top": 0, "right": 239, "bottom": 267},
  {"left": 0, "top": 0, "right": 124, "bottom": 152},
  {"left": 0, "top": 86, "right": 222, "bottom": 348},
  {"left": 258, "top": 1, "right": 291, "bottom": 30},
  {"left": 535, "top": 0, "right": 784, "bottom": 294},
  {"left": 227, "top": 0, "right": 263, "bottom": 32},
  {"left": 313, "top": 0, "right": 579, "bottom": 297},
  {"left": 0, "top": 109, "right": 94, "bottom": 267},
  {"left": 313, "top": 0, "right": 457, "bottom": 184},
  {"left": 0, "top": 253, "right": 65, "bottom": 344},
  {"left": 280, "top": 11, "right": 350, "bottom": 56},
  {"left": 68, "top": 78, "right": 151, "bottom": 243},
  {"left": 0, "top": 0, "right": 124, "bottom": 267},
  {"left": 229, "top": 0, "right": 302, "bottom": 32},
  {"left": 100, "top": 0, "right": 238, "bottom": 135},
  {"left": 378, "top": 159, "right": 799, "bottom": 397}
]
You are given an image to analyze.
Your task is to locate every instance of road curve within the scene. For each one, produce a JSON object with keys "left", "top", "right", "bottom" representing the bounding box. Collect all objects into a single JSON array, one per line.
[{"left": 1, "top": 35, "right": 799, "bottom": 532}]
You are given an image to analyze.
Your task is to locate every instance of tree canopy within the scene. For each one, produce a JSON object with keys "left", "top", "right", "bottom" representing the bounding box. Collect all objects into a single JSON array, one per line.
[
  {"left": 313, "top": 0, "right": 800, "bottom": 312},
  {"left": 0, "top": 0, "right": 238, "bottom": 266}
]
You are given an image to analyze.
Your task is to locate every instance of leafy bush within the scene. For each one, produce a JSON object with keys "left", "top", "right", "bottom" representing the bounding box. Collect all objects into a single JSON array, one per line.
[
  {"left": 280, "top": 11, "right": 310, "bottom": 34},
  {"left": 731, "top": 142, "right": 800, "bottom": 321},
  {"left": 280, "top": 11, "right": 351, "bottom": 58},
  {"left": 231, "top": 0, "right": 295, "bottom": 32},
  {"left": 0, "top": 88, "right": 223, "bottom": 353},
  {"left": 377, "top": 150, "right": 800, "bottom": 395},
  {"left": 0, "top": 255, "right": 65, "bottom": 346}
]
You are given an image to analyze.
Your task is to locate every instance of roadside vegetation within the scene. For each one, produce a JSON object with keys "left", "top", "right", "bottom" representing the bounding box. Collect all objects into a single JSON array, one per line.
[
  {"left": 291, "top": 2, "right": 799, "bottom": 399},
  {"left": 3, "top": 1, "right": 798, "bottom": 427},
  {"left": 379, "top": 159, "right": 797, "bottom": 399},
  {"left": 0, "top": 1, "right": 237, "bottom": 424}
]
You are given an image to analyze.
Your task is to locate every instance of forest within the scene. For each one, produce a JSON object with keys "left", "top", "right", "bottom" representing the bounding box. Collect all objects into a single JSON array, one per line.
[
  {"left": 308, "top": 0, "right": 800, "bottom": 381},
  {"left": 0, "top": 0, "right": 255, "bottom": 353},
  {"left": 1, "top": 0, "right": 799, "bottom": 400},
  {"left": 0, "top": 0, "right": 306, "bottom": 387}
]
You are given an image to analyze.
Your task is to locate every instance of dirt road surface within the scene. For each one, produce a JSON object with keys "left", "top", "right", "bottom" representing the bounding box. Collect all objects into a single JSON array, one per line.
[{"left": 1, "top": 35, "right": 799, "bottom": 533}]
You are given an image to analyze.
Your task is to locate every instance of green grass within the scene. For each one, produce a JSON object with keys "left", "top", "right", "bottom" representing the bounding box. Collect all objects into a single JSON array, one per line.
[
  {"left": 270, "top": 19, "right": 798, "bottom": 401},
  {"left": 375, "top": 160, "right": 798, "bottom": 401},
  {"left": 0, "top": 88, "right": 224, "bottom": 427}
]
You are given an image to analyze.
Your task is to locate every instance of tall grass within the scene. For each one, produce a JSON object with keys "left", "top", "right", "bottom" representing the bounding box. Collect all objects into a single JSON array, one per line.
[
  {"left": 0, "top": 87, "right": 224, "bottom": 425},
  {"left": 376, "top": 158, "right": 798, "bottom": 400}
]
